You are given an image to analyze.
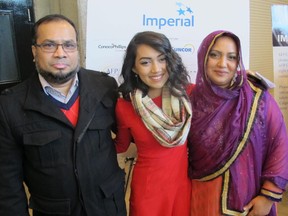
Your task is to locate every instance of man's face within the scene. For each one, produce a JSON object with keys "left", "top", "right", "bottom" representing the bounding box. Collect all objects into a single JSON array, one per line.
[{"left": 32, "top": 20, "right": 80, "bottom": 85}]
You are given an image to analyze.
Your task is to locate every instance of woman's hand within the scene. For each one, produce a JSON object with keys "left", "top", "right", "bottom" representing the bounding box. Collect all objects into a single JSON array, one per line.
[{"left": 243, "top": 195, "right": 274, "bottom": 216}]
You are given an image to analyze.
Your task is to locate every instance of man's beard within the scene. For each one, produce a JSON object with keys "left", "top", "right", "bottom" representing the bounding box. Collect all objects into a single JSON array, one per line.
[{"left": 35, "top": 63, "right": 80, "bottom": 85}]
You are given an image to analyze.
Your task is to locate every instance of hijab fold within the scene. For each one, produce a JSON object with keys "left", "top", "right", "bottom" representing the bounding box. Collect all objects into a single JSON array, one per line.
[
  {"left": 189, "top": 30, "right": 288, "bottom": 215},
  {"left": 189, "top": 31, "right": 254, "bottom": 178}
]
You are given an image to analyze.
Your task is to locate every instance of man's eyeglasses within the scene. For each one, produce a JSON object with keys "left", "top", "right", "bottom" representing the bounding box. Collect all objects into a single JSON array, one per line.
[{"left": 34, "top": 41, "right": 78, "bottom": 53}]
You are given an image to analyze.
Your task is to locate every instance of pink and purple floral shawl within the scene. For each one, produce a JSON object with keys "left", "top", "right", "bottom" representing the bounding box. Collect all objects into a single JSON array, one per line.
[{"left": 188, "top": 30, "right": 288, "bottom": 215}]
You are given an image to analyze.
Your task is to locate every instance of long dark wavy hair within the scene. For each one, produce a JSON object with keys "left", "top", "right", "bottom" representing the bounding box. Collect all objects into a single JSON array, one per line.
[{"left": 118, "top": 31, "right": 190, "bottom": 100}]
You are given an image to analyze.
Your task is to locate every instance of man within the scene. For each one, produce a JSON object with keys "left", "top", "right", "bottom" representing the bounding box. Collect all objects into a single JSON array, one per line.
[{"left": 0, "top": 14, "right": 126, "bottom": 216}]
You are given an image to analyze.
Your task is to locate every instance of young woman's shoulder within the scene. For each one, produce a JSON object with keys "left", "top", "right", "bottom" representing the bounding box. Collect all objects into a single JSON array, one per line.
[
  {"left": 186, "top": 83, "right": 195, "bottom": 95},
  {"left": 116, "top": 97, "right": 134, "bottom": 113}
]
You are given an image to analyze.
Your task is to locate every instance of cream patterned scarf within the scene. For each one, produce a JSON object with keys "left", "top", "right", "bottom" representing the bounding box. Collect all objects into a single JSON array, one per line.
[{"left": 130, "top": 86, "right": 192, "bottom": 148}]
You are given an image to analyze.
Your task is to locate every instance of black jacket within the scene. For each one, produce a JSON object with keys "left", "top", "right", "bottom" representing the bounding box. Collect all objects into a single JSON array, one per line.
[{"left": 0, "top": 68, "right": 126, "bottom": 216}]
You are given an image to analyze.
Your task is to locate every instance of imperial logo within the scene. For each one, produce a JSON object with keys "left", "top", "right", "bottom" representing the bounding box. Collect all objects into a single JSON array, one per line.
[{"left": 142, "top": 2, "right": 194, "bottom": 29}]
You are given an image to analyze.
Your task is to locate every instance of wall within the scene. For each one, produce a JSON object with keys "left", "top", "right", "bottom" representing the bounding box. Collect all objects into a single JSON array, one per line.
[
  {"left": 250, "top": 0, "right": 288, "bottom": 92},
  {"left": 31, "top": 0, "right": 288, "bottom": 83},
  {"left": 250, "top": 0, "right": 288, "bottom": 127}
]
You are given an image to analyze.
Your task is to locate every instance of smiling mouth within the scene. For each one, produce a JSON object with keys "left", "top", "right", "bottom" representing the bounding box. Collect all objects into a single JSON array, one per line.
[
  {"left": 215, "top": 70, "right": 228, "bottom": 76},
  {"left": 150, "top": 74, "right": 163, "bottom": 81}
]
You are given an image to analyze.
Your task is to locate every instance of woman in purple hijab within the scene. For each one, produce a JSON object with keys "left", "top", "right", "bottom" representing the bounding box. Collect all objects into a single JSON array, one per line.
[{"left": 188, "top": 30, "right": 288, "bottom": 216}]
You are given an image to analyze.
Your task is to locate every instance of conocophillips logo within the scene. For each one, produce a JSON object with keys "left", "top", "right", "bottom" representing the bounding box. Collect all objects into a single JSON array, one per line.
[
  {"left": 143, "top": 2, "right": 194, "bottom": 29},
  {"left": 97, "top": 44, "right": 126, "bottom": 50}
]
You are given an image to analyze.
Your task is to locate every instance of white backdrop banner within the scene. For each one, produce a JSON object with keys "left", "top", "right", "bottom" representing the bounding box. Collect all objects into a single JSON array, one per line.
[{"left": 86, "top": 0, "right": 249, "bottom": 83}]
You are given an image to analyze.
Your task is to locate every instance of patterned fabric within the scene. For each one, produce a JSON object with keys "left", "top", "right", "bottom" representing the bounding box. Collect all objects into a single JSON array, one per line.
[
  {"left": 188, "top": 30, "right": 288, "bottom": 215},
  {"left": 130, "top": 85, "right": 192, "bottom": 148}
]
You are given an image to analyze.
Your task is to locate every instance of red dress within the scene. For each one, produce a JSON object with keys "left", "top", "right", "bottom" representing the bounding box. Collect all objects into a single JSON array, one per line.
[{"left": 115, "top": 87, "right": 192, "bottom": 216}]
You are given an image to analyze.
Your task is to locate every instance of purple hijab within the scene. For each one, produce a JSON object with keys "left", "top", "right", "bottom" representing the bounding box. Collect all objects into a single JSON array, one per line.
[{"left": 188, "top": 30, "right": 288, "bottom": 214}]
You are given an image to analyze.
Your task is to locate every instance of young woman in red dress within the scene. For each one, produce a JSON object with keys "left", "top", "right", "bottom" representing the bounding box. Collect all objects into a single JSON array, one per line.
[{"left": 114, "top": 31, "right": 193, "bottom": 216}]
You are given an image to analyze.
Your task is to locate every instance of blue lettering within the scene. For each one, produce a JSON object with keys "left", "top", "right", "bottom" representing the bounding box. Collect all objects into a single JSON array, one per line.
[
  {"left": 159, "top": 18, "right": 166, "bottom": 28},
  {"left": 143, "top": 14, "right": 195, "bottom": 29},
  {"left": 173, "top": 47, "right": 193, "bottom": 52}
]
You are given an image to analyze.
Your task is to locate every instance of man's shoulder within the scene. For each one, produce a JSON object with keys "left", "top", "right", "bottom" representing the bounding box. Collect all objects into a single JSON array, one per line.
[
  {"left": 79, "top": 68, "right": 117, "bottom": 85},
  {"left": 80, "top": 68, "right": 110, "bottom": 77},
  {"left": 0, "top": 79, "right": 34, "bottom": 109},
  {"left": 0, "top": 78, "right": 31, "bottom": 97}
]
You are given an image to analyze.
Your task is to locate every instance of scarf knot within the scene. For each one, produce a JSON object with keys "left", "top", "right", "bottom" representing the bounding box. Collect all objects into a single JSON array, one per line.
[{"left": 130, "top": 86, "right": 192, "bottom": 148}]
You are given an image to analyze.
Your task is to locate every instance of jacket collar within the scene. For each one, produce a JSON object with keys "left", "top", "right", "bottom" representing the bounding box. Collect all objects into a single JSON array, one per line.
[{"left": 23, "top": 69, "right": 107, "bottom": 129}]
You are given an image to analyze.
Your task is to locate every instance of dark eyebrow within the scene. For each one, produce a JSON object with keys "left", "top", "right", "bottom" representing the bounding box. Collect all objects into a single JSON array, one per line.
[
  {"left": 139, "top": 57, "right": 151, "bottom": 61},
  {"left": 41, "top": 39, "right": 75, "bottom": 43},
  {"left": 39, "top": 40, "right": 55, "bottom": 43},
  {"left": 210, "top": 49, "right": 221, "bottom": 53},
  {"left": 210, "top": 50, "right": 237, "bottom": 55},
  {"left": 138, "top": 53, "right": 165, "bottom": 61}
]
